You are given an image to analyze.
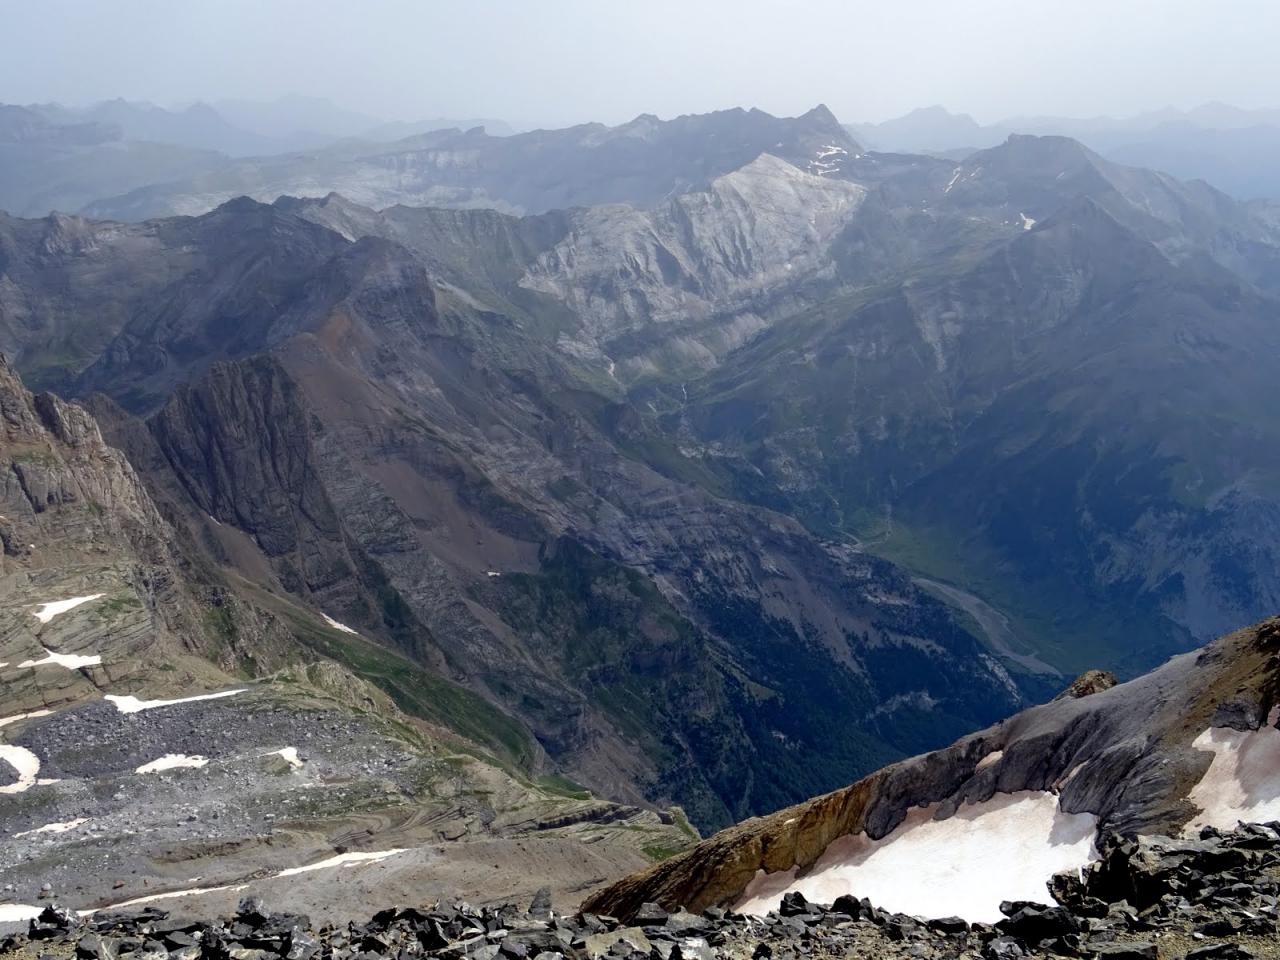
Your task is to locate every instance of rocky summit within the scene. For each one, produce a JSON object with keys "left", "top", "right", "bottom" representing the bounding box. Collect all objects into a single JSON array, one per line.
[
  {"left": 585, "top": 615, "right": 1280, "bottom": 928},
  {"left": 6, "top": 822, "right": 1280, "bottom": 960}
]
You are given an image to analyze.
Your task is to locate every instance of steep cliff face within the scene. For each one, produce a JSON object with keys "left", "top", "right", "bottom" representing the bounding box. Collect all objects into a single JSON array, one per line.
[
  {"left": 0, "top": 353, "right": 223, "bottom": 711},
  {"left": 280, "top": 154, "right": 872, "bottom": 383},
  {"left": 586, "top": 615, "right": 1280, "bottom": 922},
  {"left": 149, "top": 357, "right": 365, "bottom": 603},
  {"left": 518, "top": 154, "right": 866, "bottom": 377}
]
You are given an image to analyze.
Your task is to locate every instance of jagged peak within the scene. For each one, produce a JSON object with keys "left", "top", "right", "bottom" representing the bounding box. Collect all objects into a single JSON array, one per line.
[
  {"left": 0, "top": 353, "right": 103, "bottom": 450},
  {"left": 211, "top": 194, "right": 275, "bottom": 215},
  {"left": 800, "top": 102, "right": 842, "bottom": 127}
]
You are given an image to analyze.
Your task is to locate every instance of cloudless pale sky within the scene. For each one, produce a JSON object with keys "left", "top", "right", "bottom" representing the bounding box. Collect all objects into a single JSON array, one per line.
[{"left": 3, "top": 0, "right": 1277, "bottom": 126}]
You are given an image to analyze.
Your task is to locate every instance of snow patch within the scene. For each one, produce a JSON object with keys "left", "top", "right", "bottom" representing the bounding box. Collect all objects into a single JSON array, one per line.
[
  {"left": 85, "top": 848, "right": 408, "bottom": 915},
  {"left": 321, "top": 613, "right": 357, "bottom": 635},
  {"left": 0, "top": 904, "right": 42, "bottom": 923},
  {"left": 0, "top": 744, "right": 41, "bottom": 795},
  {"left": 31, "top": 594, "right": 104, "bottom": 623},
  {"left": 736, "top": 791, "right": 1096, "bottom": 923},
  {"left": 944, "top": 168, "right": 962, "bottom": 193},
  {"left": 1186, "top": 725, "right": 1280, "bottom": 833},
  {"left": 89, "top": 881, "right": 250, "bottom": 914},
  {"left": 105, "top": 689, "right": 246, "bottom": 713},
  {"left": 15, "top": 818, "right": 89, "bottom": 838},
  {"left": 976, "top": 750, "right": 1004, "bottom": 771},
  {"left": 0, "top": 709, "right": 53, "bottom": 729},
  {"left": 269, "top": 747, "right": 303, "bottom": 769},
  {"left": 1020, "top": 212, "right": 1037, "bottom": 230},
  {"left": 486, "top": 571, "right": 501, "bottom": 578},
  {"left": 275, "top": 848, "right": 408, "bottom": 877},
  {"left": 136, "top": 754, "right": 209, "bottom": 774},
  {"left": 809, "top": 144, "right": 849, "bottom": 176},
  {"left": 16, "top": 649, "right": 101, "bottom": 670}
]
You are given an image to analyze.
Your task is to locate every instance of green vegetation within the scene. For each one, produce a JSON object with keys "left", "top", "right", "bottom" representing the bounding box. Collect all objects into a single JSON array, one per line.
[
  {"left": 229, "top": 576, "right": 540, "bottom": 773},
  {"left": 286, "top": 611, "right": 539, "bottom": 772},
  {"left": 93, "top": 593, "right": 143, "bottom": 619},
  {"left": 642, "top": 840, "right": 687, "bottom": 862},
  {"left": 536, "top": 772, "right": 592, "bottom": 800},
  {"left": 486, "top": 538, "right": 942, "bottom": 832},
  {"left": 670, "top": 807, "right": 699, "bottom": 840},
  {"left": 871, "top": 518, "right": 1185, "bottom": 679}
]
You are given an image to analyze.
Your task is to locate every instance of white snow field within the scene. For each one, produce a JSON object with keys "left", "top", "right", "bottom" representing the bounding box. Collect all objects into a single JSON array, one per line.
[
  {"left": 16, "top": 648, "right": 102, "bottom": 670},
  {"left": 0, "top": 743, "right": 42, "bottom": 795},
  {"left": 735, "top": 791, "right": 1097, "bottom": 923},
  {"left": 31, "top": 594, "right": 104, "bottom": 623},
  {"left": 105, "top": 689, "right": 246, "bottom": 713},
  {"left": 1187, "top": 725, "right": 1280, "bottom": 833},
  {"left": 136, "top": 754, "right": 210, "bottom": 774}
]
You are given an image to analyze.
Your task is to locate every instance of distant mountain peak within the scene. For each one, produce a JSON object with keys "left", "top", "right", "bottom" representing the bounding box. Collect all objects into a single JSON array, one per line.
[
  {"left": 910, "top": 104, "right": 975, "bottom": 120},
  {"left": 800, "top": 103, "right": 841, "bottom": 125}
]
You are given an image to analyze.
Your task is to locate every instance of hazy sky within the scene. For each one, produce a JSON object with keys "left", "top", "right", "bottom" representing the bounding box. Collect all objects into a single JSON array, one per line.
[{"left": 4, "top": 0, "right": 1278, "bottom": 127}]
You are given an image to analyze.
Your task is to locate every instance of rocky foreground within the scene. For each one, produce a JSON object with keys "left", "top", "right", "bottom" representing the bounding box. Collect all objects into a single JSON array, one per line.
[{"left": 7, "top": 823, "right": 1280, "bottom": 960}]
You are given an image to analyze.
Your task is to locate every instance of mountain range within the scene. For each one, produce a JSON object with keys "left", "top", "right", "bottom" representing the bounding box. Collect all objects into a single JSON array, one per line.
[
  {"left": 2, "top": 100, "right": 1280, "bottom": 923},
  {"left": 849, "top": 103, "right": 1280, "bottom": 200},
  {"left": 0, "top": 96, "right": 517, "bottom": 219}
]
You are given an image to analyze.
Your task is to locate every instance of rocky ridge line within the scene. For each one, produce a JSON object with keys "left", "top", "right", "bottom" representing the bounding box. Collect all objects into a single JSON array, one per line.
[{"left": 6, "top": 821, "right": 1280, "bottom": 960}]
